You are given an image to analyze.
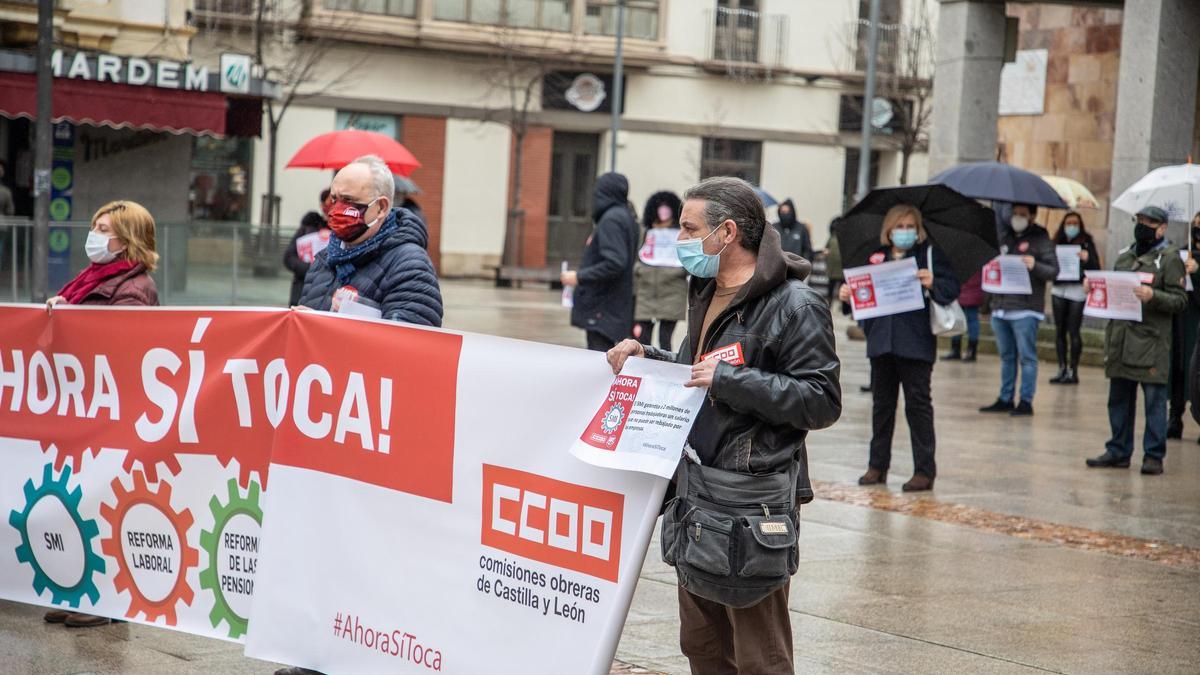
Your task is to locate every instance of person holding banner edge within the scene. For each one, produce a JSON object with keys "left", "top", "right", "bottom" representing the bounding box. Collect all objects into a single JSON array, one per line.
[
  {"left": 979, "top": 203, "right": 1059, "bottom": 417},
  {"left": 1086, "top": 206, "right": 1187, "bottom": 475},
  {"left": 839, "top": 204, "right": 959, "bottom": 492},
  {"left": 606, "top": 176, "right": 841, "bottom": 674},
  {"left": 43, "top": 200, "right": 160, "bottom": 627}
]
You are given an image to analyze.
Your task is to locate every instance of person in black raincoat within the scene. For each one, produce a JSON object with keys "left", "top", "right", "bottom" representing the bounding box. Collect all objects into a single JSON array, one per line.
[
  {"left": 561, "top": 172, "right": 640, "bottom": 351},
  {"left": 773, "top": 198, "right": 813, "bottom": 262}
]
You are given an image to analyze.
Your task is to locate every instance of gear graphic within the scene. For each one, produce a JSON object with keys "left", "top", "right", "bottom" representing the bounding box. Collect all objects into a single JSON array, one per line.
[
  {"left": 100, "top": 471, "right": 199, "bottom": 624},
  {"left": 199, "top": 478, "right": 263, "bottom": 638},
  {"left": 211, "top": 449, "right": 270, "bottom": 491},
  {"left": 39, "top": 442, "right": 100, "bottom": 475},
  {"left": 7, "top": 463, "right": 105, "bottom": 607},
  {"left": 120, "top": 449, "right": 183, "bottom": 486}
]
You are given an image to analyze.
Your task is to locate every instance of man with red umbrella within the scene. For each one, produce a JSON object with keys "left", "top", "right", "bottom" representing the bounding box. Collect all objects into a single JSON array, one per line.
[{"left": 295, "top": 154, "right": 443, "bottom": 326}]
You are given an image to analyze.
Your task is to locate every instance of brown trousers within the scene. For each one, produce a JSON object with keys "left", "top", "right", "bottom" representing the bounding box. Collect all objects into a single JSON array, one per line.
[{"left": 678, "top": 582, "right": 793, "bottom": 674}]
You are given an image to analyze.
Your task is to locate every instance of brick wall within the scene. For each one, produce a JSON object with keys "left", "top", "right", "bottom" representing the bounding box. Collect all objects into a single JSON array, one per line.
[
  {"left": 507, "top": 126, "right": 553, "bottom": 269},
  {"left": 998, "top": 4, "right": 1123, "bottom": 233},
  {"left": 401, "top": 116, "right": 446, "bottom": 271}
]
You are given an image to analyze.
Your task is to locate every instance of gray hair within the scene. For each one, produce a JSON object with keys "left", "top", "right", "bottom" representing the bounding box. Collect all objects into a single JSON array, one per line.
[
  {"left": 351, "top": 154, "right": 395, "bottom": 202},
  {"left": 683, "top": 176, "right": 767, "bottom": 252}
]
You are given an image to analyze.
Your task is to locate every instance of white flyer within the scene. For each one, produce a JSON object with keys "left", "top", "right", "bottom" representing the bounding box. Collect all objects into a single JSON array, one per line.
[
  {"left": 637, "top": 228, "right": 684, "bottom": 268},
  {"left": 295, "top": 230, "right": 331, "bottom": 264},
  {"left": 561, "top": 261, "right": 574, "bottom": 308},
  {"left": 1056, "top": 245, "right": 1082, "bottom": 281},
  {"left": 842, "top": 257, "right": 925, "bottom": 321},
  {"left": 982, "top": 255, "right": 1033, "bottom": 295},
  {"left": 1181, "top": 251, "right": 1193, "bottom": 292},
  {"left": 570, "top": 357, "right": 704, "bottom": 479},
  {"left": 1084, "top": 271, "right": 1143, "bottom": 322}
]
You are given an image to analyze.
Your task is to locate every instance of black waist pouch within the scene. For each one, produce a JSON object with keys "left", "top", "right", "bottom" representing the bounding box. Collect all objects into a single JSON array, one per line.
[{"left": 660, "top": 458, "right": 799, "bottom": 609}]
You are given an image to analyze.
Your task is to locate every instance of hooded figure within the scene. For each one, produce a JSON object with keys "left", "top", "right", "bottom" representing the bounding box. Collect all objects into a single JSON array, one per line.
[
  {"left": 570, "top": 172, "right": 640, "bottom": 350},
  {"left": 773, "top": 198, "right": 813, "bottom": 262}
]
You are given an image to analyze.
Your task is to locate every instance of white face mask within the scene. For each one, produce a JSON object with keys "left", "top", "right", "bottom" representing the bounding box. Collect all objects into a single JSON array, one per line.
[
  {"left": 1011, "top": 215, "right": 1030, "bottom": 233},
  {"left": 85, "top": 230, "right": 122, "bottom": 264}
]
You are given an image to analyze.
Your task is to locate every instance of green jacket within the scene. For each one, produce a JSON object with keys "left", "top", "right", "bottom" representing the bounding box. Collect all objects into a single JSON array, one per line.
[{"left": 1104, "top": 242, "right": 1187, "bottom": 384}]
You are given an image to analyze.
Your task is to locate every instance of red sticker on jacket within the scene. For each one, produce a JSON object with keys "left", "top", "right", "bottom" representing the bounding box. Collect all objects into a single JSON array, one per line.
[
  {"left": 700, "top": 342, "right": 745, "bottom": 366},
  {"left": 869, "top": 252, "right": 886, "bottom": 265},
  {"left": 1138, "top": 272, "right": 1155, "bottom": 285},
  {"left": 1018, "top": 242, "right": 1030, "bottom": 253}
]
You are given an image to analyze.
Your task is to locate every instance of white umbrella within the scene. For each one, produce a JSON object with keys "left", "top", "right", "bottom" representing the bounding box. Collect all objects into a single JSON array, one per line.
[{"left": 1112, "top": 163, "right": 1200, "bottom": 222}]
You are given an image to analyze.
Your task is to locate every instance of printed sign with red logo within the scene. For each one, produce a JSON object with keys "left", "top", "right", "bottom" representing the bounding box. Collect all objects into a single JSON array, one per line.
[
  {"left": 981, "top": 255, "right": 1033, "bottom": 295},
  {"left": 295, "top": 230, "right": 331, "bottom": 264},
  {"left": 570, "top": 357, "right": 704, "bottom": 480},
  {"left": 700, "top": 342, "right": 745, "bottom": 366},
  {"left": 1083, "top": 271, "right": 1143, "bottom": 322},
  {"left": 330, "top": 285, "right": 359, "bottom": 312},
  {"left": 581, "top": 376, "right": 641, "bottom": 450},
  {"left": 841, "top": 257, "right": 924, "bottom": 320}
]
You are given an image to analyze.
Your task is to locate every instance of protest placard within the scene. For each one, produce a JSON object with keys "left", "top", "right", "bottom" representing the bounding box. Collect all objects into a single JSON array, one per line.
[
  {"left": 982, "top": 255, "right": 1033, "bottom": 294},
  {"left": 1056, "top": 245, "right": 1081, "bottom": 281},
  {"left": 842, "top": 257, "right": 925, "bottom": 321},
  {"left": 1083, "top": 271, "right": 1143, "bottom": 322}
]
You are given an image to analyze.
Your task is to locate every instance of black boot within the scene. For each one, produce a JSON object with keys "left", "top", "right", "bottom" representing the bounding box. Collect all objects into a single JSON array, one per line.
[
  {"left": 941, "top": 338, "right": 962, "bottom": 361},
  {"left": 1063, "top": 367, "right": 1079, "bottom": 384},
  {"left": 962, "top": 340, "right": 978, "bottom": 362},
  {"left": 1167, "top": 417, "right": 1183, "bottom": 440},
  {"left": 1049, "top": 366, "right": 1068, "bottom": 384}
]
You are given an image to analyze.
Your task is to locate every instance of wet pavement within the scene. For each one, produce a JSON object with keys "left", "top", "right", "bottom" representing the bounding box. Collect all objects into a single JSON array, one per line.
[{"left": 3, "top": 280, "right": 1199, "bottom": 673}]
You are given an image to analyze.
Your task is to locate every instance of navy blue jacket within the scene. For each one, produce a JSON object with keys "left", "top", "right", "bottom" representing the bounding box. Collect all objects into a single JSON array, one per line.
[
  {"left": 862, "top": 241, "right": 960, "bottom": 363},
  {"left": 298, "top": 207, "right": 443, "bottom": 326},
  {"left": 571, "top": 173, "right": 640, "bottom": 343}
]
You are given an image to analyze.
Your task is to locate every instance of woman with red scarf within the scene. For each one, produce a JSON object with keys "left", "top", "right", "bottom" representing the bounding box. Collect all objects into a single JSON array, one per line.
[
  {"left": 41, "top": 201, "right": 158, "bottom": 628},
  {"left": 46, "top": 200, "right": 159, "bottom": 311}
]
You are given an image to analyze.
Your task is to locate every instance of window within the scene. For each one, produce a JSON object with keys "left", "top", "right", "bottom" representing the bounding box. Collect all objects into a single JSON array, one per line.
[
  {"left": 435, "top": 0, "right": 572, "bottom": 31},
  {"left": 855, "top": 0, "right": 901, "bottom": 74},
  {"left": 714, "top": 0, "right": 759, "bottom": 62},
  {"left": 325, "top": 0, "right": 416, "bottom": 17},
  {"left": 842, "top": 148, "right": 880, "bottom": 211},
  {"left": 584, "top": 0, "right": 659, "bottom": 40},
  {"left": 190, "top": 137, "right": 252, "bottom": 222},
  {"left": 700, "top": 138, "right": 762, "bottom": 185}
]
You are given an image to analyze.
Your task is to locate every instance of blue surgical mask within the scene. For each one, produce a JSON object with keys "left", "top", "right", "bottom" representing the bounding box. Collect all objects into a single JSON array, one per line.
[
  {"left": 676, "top": 225, "right": 728, "bottom": 278},
  {"left": 1064, "top": 225, "right": 1080, "bottom": 240},
  {"left": 890, "top": 229, "right": 918, "bottom": 250}
]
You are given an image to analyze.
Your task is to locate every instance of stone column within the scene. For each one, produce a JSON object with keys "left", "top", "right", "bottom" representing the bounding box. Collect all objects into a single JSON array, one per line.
[
  {"left": 1107, "top": 0, "right": 1200, "bottom": 262},
  {"left": 927, "top": 0, "right": 1007, "bottom": 177}
]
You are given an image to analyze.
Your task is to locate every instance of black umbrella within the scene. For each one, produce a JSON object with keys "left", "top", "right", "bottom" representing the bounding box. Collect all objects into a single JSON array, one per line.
[{"left": 837, "top": 184, "right": 999, "bottom": 285}]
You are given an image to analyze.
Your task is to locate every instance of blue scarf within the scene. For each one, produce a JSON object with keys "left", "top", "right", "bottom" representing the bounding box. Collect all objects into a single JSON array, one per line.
[{"left": 325, "top": 212, "right": 400, "bottom": 285}]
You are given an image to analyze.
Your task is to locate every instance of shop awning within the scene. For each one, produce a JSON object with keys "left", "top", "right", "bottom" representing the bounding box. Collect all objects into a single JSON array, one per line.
[{"left": 0, "top": 71, "right": 258, "bottom": 137}]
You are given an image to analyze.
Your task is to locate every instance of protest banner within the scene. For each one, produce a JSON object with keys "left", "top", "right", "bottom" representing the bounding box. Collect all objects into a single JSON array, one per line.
[
  {"left": 1, "top": 305, "right": 687, "bottom": 673},
  {"left": 1056, "top": 245, "right": 1081, "bottom": 281},
  {"left": 637, "top": 228, "right": 683, "bottom": 267},
  {"left": 981, "top": 255, "right": 1033, "bottom": 295},
  {"left": 843, "top": 257, "right": 925, "bottom": 321},
  {"left": 1084, "top": 272, "right": 1143, "bottom": 321}
]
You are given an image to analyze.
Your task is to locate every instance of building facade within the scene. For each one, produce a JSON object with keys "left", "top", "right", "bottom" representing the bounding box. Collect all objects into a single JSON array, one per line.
[{"left": 190, "top": 0, "right": 938, "bottom": 277}]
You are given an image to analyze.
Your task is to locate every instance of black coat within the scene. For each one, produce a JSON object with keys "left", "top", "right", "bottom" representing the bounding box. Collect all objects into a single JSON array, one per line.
[
  {"left": 644, "top": 226, "right": 841, "bottom": 502},
  {"left": 862, "top": 241, "right": 961, "bottom": 364},
  {"left": 991, "top": 224, "right": 1058, "bottom": 314},
  {"left": 571, "top": 173, "right": 640, "bottom": 343},
  {"left": 283, "top": 211, "right": 328, "bottom": 307},
  {"left": 773, "top": 199, "right": 813, "bottom": 262},
  {"left": 297, "top": 207, "right": 443, "bottom": 326}
]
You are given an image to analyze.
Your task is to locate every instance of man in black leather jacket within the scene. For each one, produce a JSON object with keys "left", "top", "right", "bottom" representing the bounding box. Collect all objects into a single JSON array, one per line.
[{"left": 606, "top": 176, "right": 841, "bottom": 673}]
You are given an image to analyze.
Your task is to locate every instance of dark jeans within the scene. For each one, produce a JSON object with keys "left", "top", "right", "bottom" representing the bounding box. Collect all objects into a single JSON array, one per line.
[
  {"left": 869, "top": 354, "right": 936, "bottom": 478},
  {"left": 1052, "top": 295, "right": 1085, "bottom": 371},
  {"left": 1106, "top": 377, "right": 1168, "bottom": 461},
  {"left": 678, "top": 582, "right": 793, "bottom": 675},
  {"left": 634, "top": 319, "right": 677, "bottom": 351},
  {"left": 586, "top": 331, "right": 615, "bottom": 352}
]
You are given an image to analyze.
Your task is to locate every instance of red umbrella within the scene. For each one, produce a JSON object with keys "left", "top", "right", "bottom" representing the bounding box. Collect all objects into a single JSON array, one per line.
[{"left": 286, "top": 129, "right": 421, "bottom": 177}]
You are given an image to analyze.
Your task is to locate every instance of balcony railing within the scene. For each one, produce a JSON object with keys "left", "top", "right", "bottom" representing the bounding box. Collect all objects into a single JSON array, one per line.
[{"left": 706, "top": 7, "right": 787, "bottom": 72}]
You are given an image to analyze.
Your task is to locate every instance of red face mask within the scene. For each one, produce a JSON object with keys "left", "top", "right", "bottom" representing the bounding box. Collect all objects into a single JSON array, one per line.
[{"left": 326, "top": 198, "right": 378, "bottom": 241}]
